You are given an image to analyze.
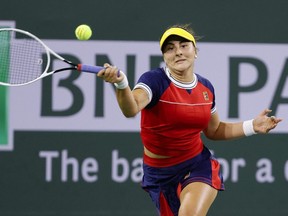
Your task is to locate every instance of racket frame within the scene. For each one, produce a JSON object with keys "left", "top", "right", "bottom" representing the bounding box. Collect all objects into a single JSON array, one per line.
[{"left": 0, "top": 28, "right": 81, "bottom": 86}]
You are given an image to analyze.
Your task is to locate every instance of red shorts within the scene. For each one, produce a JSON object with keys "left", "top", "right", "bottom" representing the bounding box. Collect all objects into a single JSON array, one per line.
[{"left": 141, "top": 146, "right": 224, "bottom": 216}]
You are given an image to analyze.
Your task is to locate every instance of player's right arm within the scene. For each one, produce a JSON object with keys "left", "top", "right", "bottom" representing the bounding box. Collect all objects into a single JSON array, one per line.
[
  {"left": 97, "top": 63, "right": 150, "bottom": 118},
  {"left": 116, "top": 87, "right": 150, "bottom": 118}
]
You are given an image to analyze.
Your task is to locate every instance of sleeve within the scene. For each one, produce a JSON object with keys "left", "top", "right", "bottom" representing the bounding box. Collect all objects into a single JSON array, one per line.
[
  {"left": 208, "top": 81, "right": 217, "bottom": 114},
  {"left": 133, "top": 69, "right": 170, "bottom": 108}
]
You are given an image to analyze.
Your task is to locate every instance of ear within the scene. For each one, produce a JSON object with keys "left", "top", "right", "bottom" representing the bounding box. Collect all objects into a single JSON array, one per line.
[{"left": 195, "top": 54, "right": 198, "bottom": 59}]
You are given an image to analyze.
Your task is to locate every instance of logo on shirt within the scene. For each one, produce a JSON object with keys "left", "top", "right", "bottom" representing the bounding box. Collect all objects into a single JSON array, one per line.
[{"left": 203, "top": 91, "right": 209, "bottom": 101}]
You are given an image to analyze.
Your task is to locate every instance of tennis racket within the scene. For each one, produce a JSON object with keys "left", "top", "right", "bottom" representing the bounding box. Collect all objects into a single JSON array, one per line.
[{"left": 0, "top": 28, "right": 108, "bottom": 87}]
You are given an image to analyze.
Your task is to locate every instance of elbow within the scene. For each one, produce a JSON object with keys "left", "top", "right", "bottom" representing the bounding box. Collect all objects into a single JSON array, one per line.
[
  {"left": 203, "top": 130, "right": 221, "bottom": 141},
  {"left": 204, "top": 133, "right": 218, "bottom": 141},
  {"left": 121, "top": 105, "right": 140, "bottom": 118},
  {"left": 122, "top": 110, "right": 138, "bottom": 118},
  {"left": 123, "top": 113, "right": 137, "bottom": 118}
]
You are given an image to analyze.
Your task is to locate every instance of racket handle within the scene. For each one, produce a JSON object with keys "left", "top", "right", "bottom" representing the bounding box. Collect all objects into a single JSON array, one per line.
[
  {"left": 78, "top": 64, "right": 121, "bottom": 77},
  {"left": 77, "top": 64, "right": 104, "bottom": 73}
]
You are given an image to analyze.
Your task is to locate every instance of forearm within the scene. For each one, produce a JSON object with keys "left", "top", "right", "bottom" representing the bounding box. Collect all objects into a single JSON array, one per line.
[
  {"left": 205, "top": 110, "right": 282, "bottom": 140},
  {"left": 116, "top": 88, "right": 140, "bottom": 118},
  {"left": 213, "top": 121, "right": 246, "bottom": 140},
  {"left": 205, "top": 121, "right": 251, "bottom": 140},
  {"left": 96, "top": 64, "right": 150, "bottom": 118}
]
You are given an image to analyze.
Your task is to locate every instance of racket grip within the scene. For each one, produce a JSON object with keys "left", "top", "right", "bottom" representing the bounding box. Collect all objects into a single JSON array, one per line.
[
  {"left": 77, "top": 64, "right": 104, "bottom": 74},
  {"left": 78, "top": 64, "right": 121, "bottom": 77}
]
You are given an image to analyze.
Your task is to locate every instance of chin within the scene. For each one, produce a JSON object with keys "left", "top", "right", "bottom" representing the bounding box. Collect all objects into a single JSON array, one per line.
[{"left": 175, "top": 65, "right": 190, "bottom": 72}]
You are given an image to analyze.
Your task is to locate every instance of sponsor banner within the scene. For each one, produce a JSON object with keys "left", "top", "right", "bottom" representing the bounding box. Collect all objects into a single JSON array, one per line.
[
  {"left": 1, "top": 23, "right": 288, "bottom": 151},
  {"left": 8, "top": 40, "right": 288, "bottom": 132},
  {"left": 0, "top": 131, "right": 287, "bottom": 215}
]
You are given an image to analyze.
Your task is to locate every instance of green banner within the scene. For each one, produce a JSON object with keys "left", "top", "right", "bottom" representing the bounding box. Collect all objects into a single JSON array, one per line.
[{"left": 0, "top": 29, "right": 10, "bottom": 145}]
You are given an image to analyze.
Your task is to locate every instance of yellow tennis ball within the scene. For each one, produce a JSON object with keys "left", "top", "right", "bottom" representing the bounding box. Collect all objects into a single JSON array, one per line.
[{"left": 75, "top": 24, "right": 92, "bottom": 40}]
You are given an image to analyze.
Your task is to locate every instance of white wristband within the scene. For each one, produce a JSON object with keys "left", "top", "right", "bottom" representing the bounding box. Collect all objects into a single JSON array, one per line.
[
  {"left": 114, "top": 72, "right": 129, "bottom": 89},
  {"left": 243, "top": 119, "right": 256, "bottom": 136}
]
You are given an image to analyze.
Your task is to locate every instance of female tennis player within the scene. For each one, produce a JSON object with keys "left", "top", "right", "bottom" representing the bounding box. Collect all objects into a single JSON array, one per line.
[{"left": 97, "top": 24, "right": 282, "bottom": 216}]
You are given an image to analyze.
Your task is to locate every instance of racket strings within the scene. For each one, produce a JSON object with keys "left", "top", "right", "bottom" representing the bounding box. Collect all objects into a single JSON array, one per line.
[{"left": 0, "top": 30, "right": 47, "bottom": 85}]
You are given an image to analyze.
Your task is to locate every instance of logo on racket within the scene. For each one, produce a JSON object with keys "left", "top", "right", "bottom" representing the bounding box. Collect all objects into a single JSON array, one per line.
[{"left": 37, "top": 58, "right": 43, "bottom": 65}]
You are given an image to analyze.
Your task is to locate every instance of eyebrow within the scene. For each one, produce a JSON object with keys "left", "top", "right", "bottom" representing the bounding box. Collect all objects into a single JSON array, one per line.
[
  {"left": 169, "top": 39, "right": 190, "bottom": 43},
  {"left": 162, "top": 40, "right": 192, "bottom": 52},
  {"left": 166, "top": 40, "right": 190, "bottom": 46}
]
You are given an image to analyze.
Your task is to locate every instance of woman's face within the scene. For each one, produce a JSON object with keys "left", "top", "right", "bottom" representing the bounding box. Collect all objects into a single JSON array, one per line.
[{"left": 163, "top": 38, "right": 196, "bottom": 73}]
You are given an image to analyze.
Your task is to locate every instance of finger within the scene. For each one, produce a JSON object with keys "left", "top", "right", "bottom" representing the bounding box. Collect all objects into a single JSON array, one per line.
[
  {"left": 107, "top": 66, "right": 120, "bottom": 78},
  {"left": 258, "top": 109, "right": 269, "bottom": 117},
  {"left": 263, "top": 109, "right": 272, "bottom": 116},
  {"left": 269, "top": 116, "right": 275, "bottom": 121},
  {"left": 97, "top": 68, "right": 106, "bottom": 77},
  {"left": 104, "top": 63, "right": 111, "bottom": 68},
  {"left": 109, "top": 66, "right": 120, "bottom": 77},
  {"left": 270, "top": 116, "right": 283, "bottom": 123},
  {"left": 275, "top": 119, "right": 283, "bottom": 123}
]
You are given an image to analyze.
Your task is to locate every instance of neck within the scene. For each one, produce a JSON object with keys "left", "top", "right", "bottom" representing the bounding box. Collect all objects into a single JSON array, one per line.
[{"left": 168, "top": 68, "right": 194, "bottom": 83}]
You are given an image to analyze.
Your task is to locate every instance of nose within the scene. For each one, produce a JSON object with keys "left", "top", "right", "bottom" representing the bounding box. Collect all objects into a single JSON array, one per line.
[{"left": 175, "top": 45, "right": 183, "bottom": 56}]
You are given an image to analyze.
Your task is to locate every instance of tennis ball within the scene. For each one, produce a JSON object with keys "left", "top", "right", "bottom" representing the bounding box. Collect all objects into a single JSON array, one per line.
[{"left": 75, "top": 24, "right": 92, "bottom": 40}]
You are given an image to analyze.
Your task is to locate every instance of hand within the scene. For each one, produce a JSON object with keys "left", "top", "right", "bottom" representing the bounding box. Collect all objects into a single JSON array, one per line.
[
  {"left": 253, "top": 109, "right": 283, "bottom": 134},
  {"left": 97, "top": 63, "right": 124, "bottom": 84}
]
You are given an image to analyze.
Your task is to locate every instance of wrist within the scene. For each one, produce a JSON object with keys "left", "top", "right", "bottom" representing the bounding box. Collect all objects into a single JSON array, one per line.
[
  {"left": 114, "top": 72, "right": 128, "bottom": 89},
  {"left": 243, "top": 119, "right": 257, "bottom": 136}
]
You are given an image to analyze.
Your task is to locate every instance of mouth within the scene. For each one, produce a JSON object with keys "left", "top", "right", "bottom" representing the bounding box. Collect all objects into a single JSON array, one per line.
[{"left": 175, "top": 59, "right": 186, "bottom": 64}]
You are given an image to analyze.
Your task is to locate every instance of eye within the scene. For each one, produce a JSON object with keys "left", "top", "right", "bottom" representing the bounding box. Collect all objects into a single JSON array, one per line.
[
  {"left": 165, "top": 45, "right": 174, "bottom": 52},
  {"left": 181, "top": 42, "right": 189, "bottom": 48}
]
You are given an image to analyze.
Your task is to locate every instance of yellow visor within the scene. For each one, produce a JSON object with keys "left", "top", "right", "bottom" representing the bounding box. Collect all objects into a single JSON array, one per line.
[{"left": 159, "top": 27, "right": 196, "bottom": 50}]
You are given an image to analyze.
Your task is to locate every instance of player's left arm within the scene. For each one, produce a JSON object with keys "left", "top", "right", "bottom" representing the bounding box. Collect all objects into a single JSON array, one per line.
[{"left": 203, "top": 109, "right": 283, "bottom": 140}]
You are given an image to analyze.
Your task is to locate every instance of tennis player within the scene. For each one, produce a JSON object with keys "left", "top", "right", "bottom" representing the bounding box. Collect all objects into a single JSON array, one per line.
[{"left": 97, "top": 24, "right": 282, "bottom": 216}]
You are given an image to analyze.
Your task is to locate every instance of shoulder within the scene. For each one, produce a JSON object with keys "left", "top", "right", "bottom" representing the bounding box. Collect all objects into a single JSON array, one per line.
[
  {"left": 195, "top": 73, "right": 215, "bottom": 91},
  {"left": 138, "top": 68, "right": 168, "bottom": 82},
  {"left": 137, "top": 68, "right": 170, "bottom": 92},
  {"left": 135, "top": 68, "right": 170, "bottom": 108}
]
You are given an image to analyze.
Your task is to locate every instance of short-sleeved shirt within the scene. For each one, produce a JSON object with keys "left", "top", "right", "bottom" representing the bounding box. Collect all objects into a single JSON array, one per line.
[{"left": 134, "top": 67, "right": 216, "bottom": 167}]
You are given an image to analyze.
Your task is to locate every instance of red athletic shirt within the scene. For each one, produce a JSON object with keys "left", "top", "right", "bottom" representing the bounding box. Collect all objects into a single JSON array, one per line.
[{"left": 134, "top": 67, "right": 216, "bottom": 167}]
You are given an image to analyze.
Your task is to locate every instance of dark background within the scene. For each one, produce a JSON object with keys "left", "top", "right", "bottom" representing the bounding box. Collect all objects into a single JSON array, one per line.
[
  {"left": 1, "top": 0, "right": 288, "bottom": 215},
  {"left": 2, "top": 0, "right": 288, "bottom": 43}
]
